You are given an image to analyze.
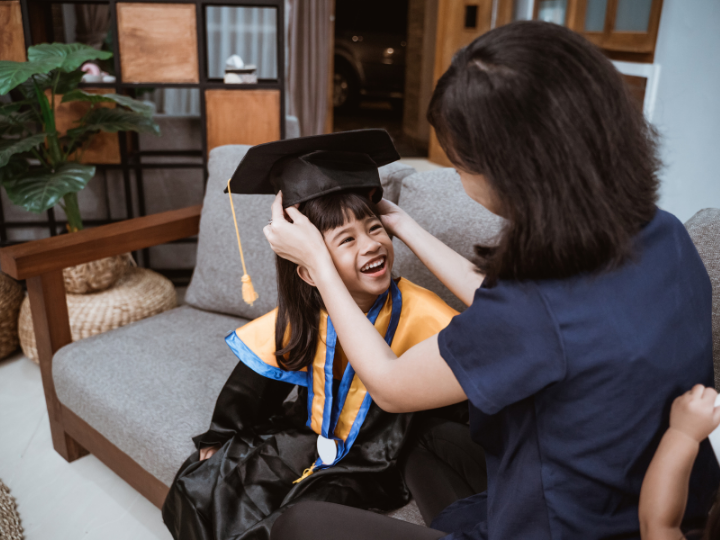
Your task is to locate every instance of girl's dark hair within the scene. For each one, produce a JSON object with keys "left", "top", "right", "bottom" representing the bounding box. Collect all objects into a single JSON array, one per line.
[
  {"left": 428, "top": 21, "right": 660, "bottom": 284},
  {"left": 274, "top": 190, "right": 379, "bottom": 371}
]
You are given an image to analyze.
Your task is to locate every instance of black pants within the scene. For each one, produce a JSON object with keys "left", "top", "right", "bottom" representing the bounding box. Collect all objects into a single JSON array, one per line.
[{"left": 271, "top": 419, "right": 487, "bottom": 540}]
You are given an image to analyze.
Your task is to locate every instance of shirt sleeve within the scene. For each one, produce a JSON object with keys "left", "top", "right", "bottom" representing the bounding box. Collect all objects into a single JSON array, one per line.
[{"left": 438, "top": 280, "right": 566, "bottom": 415}]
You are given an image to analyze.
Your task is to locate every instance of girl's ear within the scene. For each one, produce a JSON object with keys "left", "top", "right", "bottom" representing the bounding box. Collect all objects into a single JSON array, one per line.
[{"left": 296, "top": 265, "right": 316, "bottom": 287}]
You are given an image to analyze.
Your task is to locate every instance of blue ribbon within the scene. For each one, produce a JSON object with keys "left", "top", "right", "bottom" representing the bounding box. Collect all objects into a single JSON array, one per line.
[{"left": 308, "top": 279, "right": 402, "bottom": 469}]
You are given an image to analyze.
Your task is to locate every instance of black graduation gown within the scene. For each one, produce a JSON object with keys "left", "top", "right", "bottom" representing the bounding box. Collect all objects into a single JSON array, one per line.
[{"left": 162, "top": 279, "right": 463, "bottom": 540}]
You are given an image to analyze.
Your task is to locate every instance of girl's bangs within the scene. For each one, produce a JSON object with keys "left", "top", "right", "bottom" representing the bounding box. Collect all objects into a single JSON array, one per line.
[{"left": 301, "top": 191, "right": 379, "bottom": 233}]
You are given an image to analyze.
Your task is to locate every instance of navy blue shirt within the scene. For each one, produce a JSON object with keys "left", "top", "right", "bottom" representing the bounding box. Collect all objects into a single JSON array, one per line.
[{"left": 436, "top": 209, "right": 719, "bottom": 540}]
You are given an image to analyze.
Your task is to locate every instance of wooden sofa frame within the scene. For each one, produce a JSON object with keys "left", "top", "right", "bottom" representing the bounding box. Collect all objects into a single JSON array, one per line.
[{"left": 0, "top": 205, "right": 202, "bottom": 509}]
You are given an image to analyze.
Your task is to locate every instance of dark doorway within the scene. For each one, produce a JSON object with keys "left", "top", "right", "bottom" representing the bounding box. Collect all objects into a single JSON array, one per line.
[{"left": 332, "top": 0, "right": 426, "bottom": 157}]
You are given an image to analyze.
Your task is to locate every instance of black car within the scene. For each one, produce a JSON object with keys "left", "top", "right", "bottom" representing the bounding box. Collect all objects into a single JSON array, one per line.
[{"left": 333, "top": 0, "right": 408, "bottom": 111}]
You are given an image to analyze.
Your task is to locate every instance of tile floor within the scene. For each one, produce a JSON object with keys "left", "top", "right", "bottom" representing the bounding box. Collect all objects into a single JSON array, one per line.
[{"left": 0, "top": 351, "right": 172, "bottom": 540}]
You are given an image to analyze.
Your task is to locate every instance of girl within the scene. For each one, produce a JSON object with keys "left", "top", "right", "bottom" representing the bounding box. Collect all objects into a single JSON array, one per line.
[
  {"left": 639, "top": 385, "right": 720, "bottom": 540},
  {"left": 265, "top": 21, "right": 720, "bottom": 540},
  {"left": 162, "top": 187, "right": 467, "bottom": 540}
]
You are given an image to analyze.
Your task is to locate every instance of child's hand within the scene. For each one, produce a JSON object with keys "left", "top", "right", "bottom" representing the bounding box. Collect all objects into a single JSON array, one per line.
[
  {"left": 199, "top": 445, "right": 219, "bottom": 461},
  {"left": 669, "top": 385, "right": 720, "bottom": 443}
]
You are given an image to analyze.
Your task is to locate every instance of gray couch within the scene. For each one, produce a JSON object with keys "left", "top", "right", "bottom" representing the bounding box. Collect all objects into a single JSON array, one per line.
[
  {"left": 49, "top": 145, "right": 503, "bottom": 520},
  {"left": 48, "top": 145, "right": 720, "bottom": 523}
]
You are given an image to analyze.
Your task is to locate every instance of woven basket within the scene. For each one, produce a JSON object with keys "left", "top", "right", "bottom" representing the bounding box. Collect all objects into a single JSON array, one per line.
[
  {"left": 63, "top": 253, "right": 133, "bottom": 294},
  {"left": 19, "top": 267, "right": 177, "bottom": 363},
  {"left": 0, "top": 273, "right": 24, "bottom": 360},
  {"left": 0, "top": 479, "right": 23, "bottom": 540}
]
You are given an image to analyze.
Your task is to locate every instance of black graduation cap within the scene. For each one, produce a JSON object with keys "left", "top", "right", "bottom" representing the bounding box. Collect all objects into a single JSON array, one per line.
[
  {"left": 225, "top": 129, "right": 399, "bottom": 307},
  {"left": 225, "top": 129, "right": 400, "bottom": 207}
]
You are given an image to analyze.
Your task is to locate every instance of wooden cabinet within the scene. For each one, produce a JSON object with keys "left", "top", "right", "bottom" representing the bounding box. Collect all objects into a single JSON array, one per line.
[
  {"left": 497, "top": 0, "right": 663, "bottom": 60},
  {"left": 572, "top": 0, "right": 663, "bottom": 54},
  {"left": 0, "top": 0, "right": 26, "bottom": 61}
]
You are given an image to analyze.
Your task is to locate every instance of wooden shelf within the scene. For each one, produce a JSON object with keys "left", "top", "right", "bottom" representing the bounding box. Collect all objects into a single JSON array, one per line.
[
  {"left": 116, "top": 2, "right": 200, "bottom": 84},
  {"left": 0, "top": 0, "right": 26, "bottom": 61},
  {"left": 205, "top": 88, "right": 281, "bottom": 151}
]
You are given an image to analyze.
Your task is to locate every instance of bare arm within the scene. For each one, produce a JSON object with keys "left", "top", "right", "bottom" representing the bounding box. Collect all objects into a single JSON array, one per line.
[
  {"left": 639, "top": 429, "right": 698, "bottom": 540},
  {"left": 639, "top": 385, "right": 720, "bottom": 540},
  {"left": 264, "top": 194, "right": 467, "bottom": 413},
  {"left": 377, "top": 199, "right": 483, "bottom": 307}
]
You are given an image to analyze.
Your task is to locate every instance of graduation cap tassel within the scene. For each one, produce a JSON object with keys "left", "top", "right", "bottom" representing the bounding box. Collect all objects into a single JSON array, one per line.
[{"left": 227, "top": 179, "right": 259, "bottom": 306}]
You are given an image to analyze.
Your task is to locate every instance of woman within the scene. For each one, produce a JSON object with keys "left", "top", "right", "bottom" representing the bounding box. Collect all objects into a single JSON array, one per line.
[{"left": 264, "top": 21, "right": 719, "bottom": 540}]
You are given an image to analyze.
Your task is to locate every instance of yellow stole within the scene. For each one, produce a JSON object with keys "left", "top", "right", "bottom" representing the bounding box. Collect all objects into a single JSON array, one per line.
[{"left": 224, "top": 278, "right": 458, "bottom": 475}]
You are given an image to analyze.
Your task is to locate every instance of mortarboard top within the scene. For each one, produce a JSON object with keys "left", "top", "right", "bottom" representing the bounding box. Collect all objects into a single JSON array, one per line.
[{"left": 225, "top": 129, "right": 400, "bottom": 207}]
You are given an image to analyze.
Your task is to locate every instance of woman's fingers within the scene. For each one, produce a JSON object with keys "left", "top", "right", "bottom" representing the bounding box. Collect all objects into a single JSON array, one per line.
[
  {"left": 284, "top": 205, "right": 305, "bottom": 223},
  {"left": 271, "top": 191, "right": 286, "bottom": 223}
]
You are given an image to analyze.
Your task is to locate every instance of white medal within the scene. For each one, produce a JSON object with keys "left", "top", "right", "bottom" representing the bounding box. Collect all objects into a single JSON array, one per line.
[{"left": 317, "top": 435, "right": 338, "bottom": 465}]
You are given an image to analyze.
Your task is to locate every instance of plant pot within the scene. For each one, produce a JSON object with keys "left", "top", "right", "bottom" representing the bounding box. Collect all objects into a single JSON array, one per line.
[
  {"left": 63, "top": 253, "right": 134, "bottom": 294},
  {"left": 0, "top": 272, "right": 24, "bottom": 360}
]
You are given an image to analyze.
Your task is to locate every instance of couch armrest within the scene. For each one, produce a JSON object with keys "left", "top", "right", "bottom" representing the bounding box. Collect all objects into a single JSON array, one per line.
[
  {"left": 0, "top": 205, "right": 202, "bottom": 280},
  {"left": 0, "top": 204, "right": 202, "bottom": 463}
]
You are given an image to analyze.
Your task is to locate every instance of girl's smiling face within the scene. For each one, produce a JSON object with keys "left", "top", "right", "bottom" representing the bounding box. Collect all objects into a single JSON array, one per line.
[{"left": 323, "top": 213, "right": 394, "bottom": 311}]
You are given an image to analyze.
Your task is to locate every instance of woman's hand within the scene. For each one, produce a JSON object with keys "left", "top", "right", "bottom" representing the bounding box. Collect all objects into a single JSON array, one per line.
[
  {"left": 263, "top": 192, "right": 333, "bottom": 275},
  {"left": 376, "top": 198, "right": 411, "bottom": 237},
  {"left": 199, "top": 445, "right": 219, "bottom": 461},
  {"left": 669, "top": 385, "right": 720, "bottom": 443}
]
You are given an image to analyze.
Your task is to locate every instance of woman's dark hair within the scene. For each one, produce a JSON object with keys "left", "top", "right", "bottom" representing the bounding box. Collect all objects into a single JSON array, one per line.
[
  {"left": 274, "top": 190, "right": 380, "bottom": 371},
  {"left": 428, "top": 20, "right": 661, "bottom": 284}
]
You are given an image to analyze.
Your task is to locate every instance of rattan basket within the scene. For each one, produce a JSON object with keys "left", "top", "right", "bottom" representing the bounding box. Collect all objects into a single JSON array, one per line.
[
  {"left": 63, "top": 253, "right": 133, "bottom": 294},
  {"left": 19, "top": 267, "right": 177, "bottom": 363},
  {"left": 0, "top": 272, "right": 24, "bottom": 360}
]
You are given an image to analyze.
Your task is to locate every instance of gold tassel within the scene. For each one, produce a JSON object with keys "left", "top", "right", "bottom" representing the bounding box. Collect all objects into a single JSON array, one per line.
[
  {"left": 241, "top": 274, "right": 259, "bottom": 305},
  {"left": 227, "top": 179, "right": 259, "bottom": 306},
  {"left": 292, "top": 464, "right": 316, "bottom": 484}
]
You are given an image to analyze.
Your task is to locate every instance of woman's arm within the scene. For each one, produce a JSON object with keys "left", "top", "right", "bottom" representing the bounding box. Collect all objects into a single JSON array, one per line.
[
  {"left": 638, "top": 385, "right": 720, "bottom": 540},
  {"left": 264, "top": 194, "right": 467, "bottom": 413},
  {"left": 378, "top": 199, "right": 483, "bottom": 307}
]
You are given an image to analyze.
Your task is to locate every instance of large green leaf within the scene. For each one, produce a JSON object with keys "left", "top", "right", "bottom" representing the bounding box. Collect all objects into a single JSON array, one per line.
[
  {"left": 2, "top": 162, "right": 95, "bottom": 214},
  {"left": 61, "top": 90, "right": 155, "bottom": 117},
  {"left": 0, "top": 133, "right": 46, "bottom": 167},
  {"left": 0, "top": 102, "right": 22, "bottom": 115},
  {"left": 28, "top": 43, "right": 112, "bottom": 73},
  {"left": 0, "top": 60, "right": 59, "bottom": 96},
  {"left": 68, "top": 108, "right": 160, "bottom": 137},
  {"left": 0, "top": 155, "right": 29, "bottom": 185},
  {"left": 56, "top": 70, "right": 85, "bottom": 94},
  {"left": 0, "top": 109, "right": 35, "bottom": 136}
]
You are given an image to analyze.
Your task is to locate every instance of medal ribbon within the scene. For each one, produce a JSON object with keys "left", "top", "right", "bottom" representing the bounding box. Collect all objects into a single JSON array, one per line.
[{"left": 306, "top": 279, "right": 402, "bottom": 470}]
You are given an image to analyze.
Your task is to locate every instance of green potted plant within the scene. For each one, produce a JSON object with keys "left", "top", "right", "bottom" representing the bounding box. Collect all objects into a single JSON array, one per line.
[{"left": 0, "top": 42, "right": 159, "bottom": 233}]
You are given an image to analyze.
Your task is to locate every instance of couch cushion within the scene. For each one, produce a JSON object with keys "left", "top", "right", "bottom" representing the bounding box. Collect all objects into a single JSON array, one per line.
[
  {"left": 393, "top": 168, "right": 505, "bottom": 312},
  {"left": 53, "top": 305, "right": 245, "bottom": 486},
  {"left": 685, "top": 208, "right": 720, "bottom": 390},
  {"left": 185, "top": 144, "right": 415, "bottom": 319}
]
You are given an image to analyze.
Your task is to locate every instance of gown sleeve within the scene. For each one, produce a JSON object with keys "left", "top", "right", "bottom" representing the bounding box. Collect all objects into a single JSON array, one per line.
[
  {"left": 193, "top": 359, "right": 296, "bottom": 448},
  {"left": 438, "top": 280, "right": 567, "bottom": 416}
]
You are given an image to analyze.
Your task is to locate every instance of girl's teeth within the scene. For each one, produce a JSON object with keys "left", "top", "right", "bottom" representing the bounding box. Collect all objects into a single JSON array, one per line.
[{"left": 362, "top": 259, "right": 384, "bottom": 271}]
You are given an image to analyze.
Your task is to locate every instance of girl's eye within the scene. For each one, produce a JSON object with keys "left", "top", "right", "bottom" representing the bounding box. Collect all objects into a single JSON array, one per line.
[
  {"left": 340, "top": 237, "right": 354, "bottom": 245},
  {"left": 370, "top": 224, "right": 382, "bottom": 232}
]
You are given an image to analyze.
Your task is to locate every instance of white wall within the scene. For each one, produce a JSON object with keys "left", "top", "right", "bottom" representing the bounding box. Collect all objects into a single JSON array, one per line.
[{"left": 653, "top": 0, "right": 720, "bottom": 223}]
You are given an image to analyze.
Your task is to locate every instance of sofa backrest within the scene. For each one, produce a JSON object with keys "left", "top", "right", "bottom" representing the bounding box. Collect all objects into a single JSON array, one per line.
[
  {"left": 185, "top": 145, "right": 416, "bottom": 319},
  {"left": 685, "top": 208, "right": 720, "bottom": 390},
  {"left": 393, "top": 168, "right": 505, "bottom": 312}
]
